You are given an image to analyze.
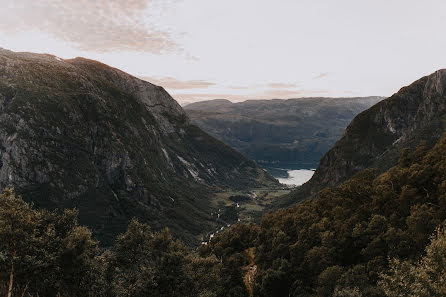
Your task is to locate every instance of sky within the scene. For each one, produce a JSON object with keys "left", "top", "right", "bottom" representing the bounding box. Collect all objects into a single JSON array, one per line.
[{"left": 1, "top": 0, "right": 446, "bottom": 104}]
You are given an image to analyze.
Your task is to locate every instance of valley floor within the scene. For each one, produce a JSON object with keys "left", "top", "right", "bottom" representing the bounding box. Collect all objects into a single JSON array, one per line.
[{"left": 201, "top": 185, "right": 291, "bottom": 242}]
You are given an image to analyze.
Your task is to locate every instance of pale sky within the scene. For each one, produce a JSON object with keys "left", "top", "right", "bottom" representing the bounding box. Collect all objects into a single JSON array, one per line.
[{"left": 1, "top": 0, "right": 446, "bottom": 104}]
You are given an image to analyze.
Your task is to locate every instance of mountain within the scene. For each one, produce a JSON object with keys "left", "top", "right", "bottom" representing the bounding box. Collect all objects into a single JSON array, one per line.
[
  {"left": 0, "top": 48, "right": 277, "bottom": 245},
  {"left": 184, "top": 97, "right": 383, "bottom": 168},
  {"left": 276, "top": 69, "right": 446, "bottom": 207},
  {"left": 2, "top": 63, "right": 446, "bottom": 297}
]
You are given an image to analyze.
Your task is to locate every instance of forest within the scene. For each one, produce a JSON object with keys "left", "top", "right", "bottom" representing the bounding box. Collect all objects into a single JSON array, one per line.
[{"left": 2, "top": 133, "right": 446, "bottom": 296}]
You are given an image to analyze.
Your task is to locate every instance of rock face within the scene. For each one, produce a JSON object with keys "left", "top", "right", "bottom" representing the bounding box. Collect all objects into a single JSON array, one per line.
[
  {"left": 185, "top": 97, "right": 383, "bottom": 167},
  {"left": 0, "top": 48, "right": 276, "bottom": 244},
  {"left": 276, "top": 69, "right": 446, "bottom": 208}
]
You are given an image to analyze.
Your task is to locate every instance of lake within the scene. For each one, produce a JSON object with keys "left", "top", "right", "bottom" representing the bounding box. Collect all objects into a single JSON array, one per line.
[{"left": 262, "top": 164, "right": 316, "bottom": 186}]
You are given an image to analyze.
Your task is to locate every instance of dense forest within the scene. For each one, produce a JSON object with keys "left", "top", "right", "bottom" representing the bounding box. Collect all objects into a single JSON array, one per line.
[{"left": 2, "top": 133, "right": 446, "bottom": 296}]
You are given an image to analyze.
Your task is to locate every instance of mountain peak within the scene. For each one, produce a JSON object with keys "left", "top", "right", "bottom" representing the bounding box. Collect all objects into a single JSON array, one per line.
[{"left": 276, "top": 69, "right": 446, "bottom": 207}]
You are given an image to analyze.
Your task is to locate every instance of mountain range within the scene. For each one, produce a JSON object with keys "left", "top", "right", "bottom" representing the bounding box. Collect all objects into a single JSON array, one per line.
[
  {"left": 2, "top": 48, "right": 446, "bottom": 297},
  {"left": 184, "top": 97, "right": 383, "bottom": 168}
]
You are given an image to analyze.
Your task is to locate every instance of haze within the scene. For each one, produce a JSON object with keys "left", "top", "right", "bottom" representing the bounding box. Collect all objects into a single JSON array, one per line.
[{"left": 1, "top": 0, "right": 445, "bottom": 104}]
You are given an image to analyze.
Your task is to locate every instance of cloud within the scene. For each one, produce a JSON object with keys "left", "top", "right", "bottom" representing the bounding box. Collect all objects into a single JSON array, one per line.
[
  {"left": 230, "top": 82, "right": 299, "bottom": 90},
  {"left": 263, "top": 89, "right": 305, "bottom": 97},
  {"left": 0, "top": 0, "right": 179, "bottom": 54},
  {"left": 139, "top": 76, "right": 216, "bottom": 89},
  {"left": 267, "top": 83, "right": 298, "bottom": 88},
  {"left": 313, "top": 72, "right": 329, "bottom": 80},
  {"left": 263, "top": 89, "right": 328, "bottom": 98},
  {"left": 230, "top": 85, "right": 251, "bottom": 90}
]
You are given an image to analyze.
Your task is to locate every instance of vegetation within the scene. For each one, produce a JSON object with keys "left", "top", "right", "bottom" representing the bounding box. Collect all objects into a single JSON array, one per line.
[
  {"left": 0, "top": 189, "right": 226, "bottom": 297},
  {"left": 0, "top": 188, "right": 99, "bottom": 297},
  {"left": 379, "top": 227, "right": 446, "bottom": 297},
  {"left": 203, "top": 133, "right": 446, "bottom": 296},
  {"left": 2, "top": 133, "right": 446, "bottom": 296},
  {"left": 2, "top": 50, "right": 446, "bottom": 297}
]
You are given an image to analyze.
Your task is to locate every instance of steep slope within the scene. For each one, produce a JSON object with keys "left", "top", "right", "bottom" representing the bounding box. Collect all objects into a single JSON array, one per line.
[
  {"left": 185, "top": 97, "right": 383, "bottom": 168},
  {"left": 277, "top": 69, "right": 446, "bottom": 207},
  {"left": 0, "top": 48, "right": 277, "bottom": 244}
]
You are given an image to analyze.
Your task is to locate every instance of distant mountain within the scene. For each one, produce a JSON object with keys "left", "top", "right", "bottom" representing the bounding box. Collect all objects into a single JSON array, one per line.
[
  {"left": 0, "top": 48, "right": 277, "bottom": 245},
  {"left": 185, "top": 97, "right": 383, "bottom": 168},
  {"left": 276, "top": 69, "right": 446, "bottom": 207}
]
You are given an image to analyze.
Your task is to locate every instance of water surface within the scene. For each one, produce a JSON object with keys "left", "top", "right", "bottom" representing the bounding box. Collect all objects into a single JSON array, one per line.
[
  {"left": 262, "top": 164, "right": 315, "bottom": 186},
  {"left": 277, "top": 169, "right": 314, "bottom": 186}
]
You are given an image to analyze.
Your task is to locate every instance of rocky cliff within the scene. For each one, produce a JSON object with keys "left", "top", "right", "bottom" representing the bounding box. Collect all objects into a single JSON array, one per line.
[
  {"left": 0, "top": 48, "right": 277, "bottom": 244},
  {"left": 276, "top": 69, "right": 446, "bottom": 207}
]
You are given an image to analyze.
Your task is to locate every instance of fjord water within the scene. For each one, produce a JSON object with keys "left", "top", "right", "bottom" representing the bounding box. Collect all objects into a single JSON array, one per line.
[{"left": 262, "top": 164, "right": 315, "bottom": 186}]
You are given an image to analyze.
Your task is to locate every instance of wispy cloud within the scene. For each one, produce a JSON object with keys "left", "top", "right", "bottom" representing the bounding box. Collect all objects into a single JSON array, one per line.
[
  {"left": 263, "top": 89, "right": 304, "bottom": 97},
  {"left": 263, "top": 89, "right": 328, "bottom": 98},
  {"left": 0, "top": 0, "right": 179, "bottom": 54},
  {"left": 230, "top": 85, "right": 251, "bottom": 90},
  {"left": 230, "top": 82, "right": 299, "bottom": 90},
  {"left": 313, "top": 72, "right": 329, "bottom": 80},
  {"left": 139, "top": 76, "right": 216, "bottom": 89},
  {"left": 267, "top": 82, "right": 299, "bottom": 88}
]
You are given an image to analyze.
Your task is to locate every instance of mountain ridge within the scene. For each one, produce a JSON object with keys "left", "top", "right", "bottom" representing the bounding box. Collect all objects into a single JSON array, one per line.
[
  {"left": 185, "top": 96, "right": 384, "bottom": 167},
  {"left": 276, "top": 69, "right": 446, "bottom": 208},
  {"left": 0, "top": 48, "right": 277, "bottom": 245}
]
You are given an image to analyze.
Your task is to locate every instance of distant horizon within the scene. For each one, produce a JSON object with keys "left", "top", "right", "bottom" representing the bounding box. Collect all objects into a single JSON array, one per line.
[
  {"left": 180, "top": 95, "right": 387, "bottom": 106},
  {"left": 1, "top": 0, "right": 445, "bottom": 104}
]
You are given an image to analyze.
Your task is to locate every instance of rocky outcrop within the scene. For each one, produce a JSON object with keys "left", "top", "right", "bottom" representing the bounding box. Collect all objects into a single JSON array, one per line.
[{"left": 0, "top": 48, "right": 277, "bottom": 245}]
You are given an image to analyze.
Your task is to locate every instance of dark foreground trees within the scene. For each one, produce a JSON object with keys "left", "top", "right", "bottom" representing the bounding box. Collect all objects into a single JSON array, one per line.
[
  {"left": 0, "top": 188, "right": 100, "bottom": 296},
  {"left": 379, "top": 227, "right": 446, "bottom": 297},
  {"left": 0, "top": 189, "right": 225, "bottom": 297},
  {"left": 2, "top": 134, "right": 446, "bottom": 297}
]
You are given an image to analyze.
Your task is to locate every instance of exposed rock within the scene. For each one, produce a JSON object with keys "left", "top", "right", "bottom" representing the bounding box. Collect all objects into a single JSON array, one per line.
[{"left": 276, "top": 69, "right": 446, "bottom": 208}]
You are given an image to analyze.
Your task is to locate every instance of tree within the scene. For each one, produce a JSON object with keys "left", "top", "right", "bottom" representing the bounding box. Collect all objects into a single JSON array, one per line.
[
  {"left": 0, "top": 188, "right": 39, "bottom": 297},
  {"left": 0, "top": 189, "right": 104, "bottom": 297},
  {"left": 108, "top": 219, "right": 156, "bottom": 297},
  {"left": 379, "top": 227, "right": 446, "bottom": 297},
  {"left": 317, "top": 266, "right": 344, "bottom": 297}
]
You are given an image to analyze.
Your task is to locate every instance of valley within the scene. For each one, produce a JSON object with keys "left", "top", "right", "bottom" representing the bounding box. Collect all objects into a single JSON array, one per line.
[
  {"left": 211, "top": 186, "right": 290, "bottom": 220},
  {"left": 2, "top": 1, "right": 446, "bottom": 296},
  {"left": 1, "top": 47, "right": 446, "bottom": 297}
]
